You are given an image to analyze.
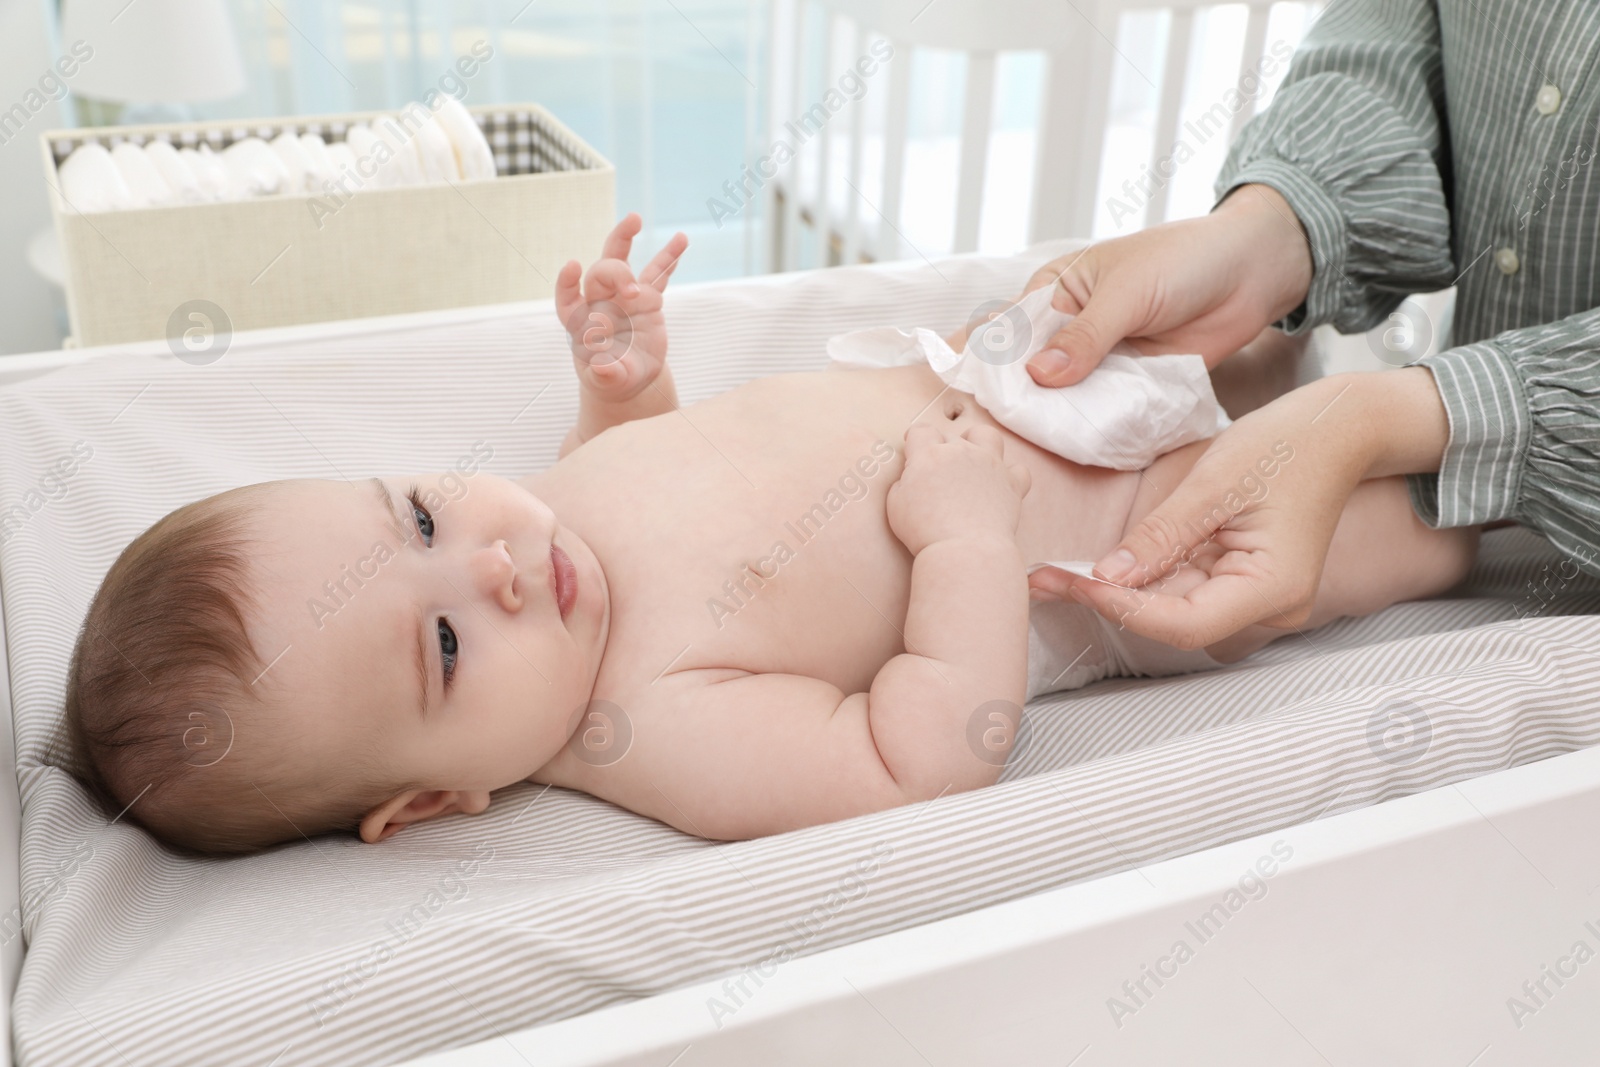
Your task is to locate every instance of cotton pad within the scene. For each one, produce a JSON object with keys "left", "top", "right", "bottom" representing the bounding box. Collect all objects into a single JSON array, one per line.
[
  {"left": 57, "top": 143, "right": 136, "bottom": 213},
  {"left": 270, "top": 132, "right": 314, "bottom": 195},
  {"left": 144, "top": 140, "right": 205, "bottom": 203},
  {"left": 410, "top": 113, "right": 458, "bottom": 182},
  {"left": 110, "top": 141, "right": 175, "bottom": 208},
  {"left": 184, "top": 145, "right": 233, "bottom": 201},
  {"left": 344, "top": 125, "right": 394, "bottom": 187},
  {"left": 324, "top": 140, "right": 359, "bottom": 185},
  {"left": 222, "top": 137, "right": 291, "bottom": 196},
  {"left": 432, "top": 95, "right": 495, "bottom": 180},
  {"left": 298, "top": 133, "right": 336, "bottom": 194},
  {"left": 370, "top": 119, "right": 423, "bottom": 185}
]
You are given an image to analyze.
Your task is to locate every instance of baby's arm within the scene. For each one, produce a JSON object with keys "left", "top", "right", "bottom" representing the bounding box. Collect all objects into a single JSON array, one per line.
[
  {"left": 555, "top": 214, "right": 688, "bottom": 457},
  {"left": 563, "top": 424, "right": 1034, "bottom": 839}
]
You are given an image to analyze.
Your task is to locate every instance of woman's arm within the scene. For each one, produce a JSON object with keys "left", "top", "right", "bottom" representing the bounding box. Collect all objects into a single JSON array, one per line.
[
  {"left": 1403, "top": 305, "right": 1600, "bottom": 570},
  {"left": 1030, "top": 367, "right": 1450, "bottom": 649},
  {"left": 1035, "top": 301, "right": 1600, "bottom": 645},
  {"left": 1214, "top": 0, "right": 1454, "bottom": 335}
]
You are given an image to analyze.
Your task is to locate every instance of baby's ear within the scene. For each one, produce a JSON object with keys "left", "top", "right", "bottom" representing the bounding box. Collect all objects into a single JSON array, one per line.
[{"left": 360, "top": 788, "right": 492, "bottom": 843}]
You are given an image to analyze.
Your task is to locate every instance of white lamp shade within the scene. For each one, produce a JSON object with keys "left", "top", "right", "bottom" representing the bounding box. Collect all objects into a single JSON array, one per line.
[{"left": 61, "top": 0, "right": 248, "bottom": 104}]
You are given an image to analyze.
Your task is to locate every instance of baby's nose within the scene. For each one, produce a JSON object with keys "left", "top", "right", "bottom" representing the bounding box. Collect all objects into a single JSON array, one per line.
[{"left": 473, "top": 539, "right": 521, "bottom": 612}]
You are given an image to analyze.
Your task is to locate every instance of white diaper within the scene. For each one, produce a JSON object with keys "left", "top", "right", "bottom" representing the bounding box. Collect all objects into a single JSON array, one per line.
[
  {"left": 826, "top": 284, "right": 1230, "bottom": 470},
  {"left": 1026, "top": 597, "right": 1220, "bottom": 700}
]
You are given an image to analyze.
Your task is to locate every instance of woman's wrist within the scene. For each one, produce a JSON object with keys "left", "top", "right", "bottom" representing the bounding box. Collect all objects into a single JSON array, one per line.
[
  {"left": 1299, "top": 368, "right": 1448, "bottom": 481},
  {"left": 1351, "top": 366, "right": 1450, "bottom": 478},
  {"left": 1213, "top": 183, "right": 1314, "bottom": 323}
]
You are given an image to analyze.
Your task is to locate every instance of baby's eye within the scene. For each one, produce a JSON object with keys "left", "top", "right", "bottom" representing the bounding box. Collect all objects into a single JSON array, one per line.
[
  {"left": 407, "top": 486, "right": 435, "bottom": 545},
  {"left": 438, "top": 618, "right": 458, "bottom": 687}
]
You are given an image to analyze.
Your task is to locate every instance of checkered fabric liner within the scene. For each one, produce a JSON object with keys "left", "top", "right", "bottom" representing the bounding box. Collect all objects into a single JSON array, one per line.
[{"left": 47, "top": 107, "right": 601, "bottom": 178}]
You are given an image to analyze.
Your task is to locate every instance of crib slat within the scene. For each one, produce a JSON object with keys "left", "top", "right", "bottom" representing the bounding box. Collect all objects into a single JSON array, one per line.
[
  {"left": 764, "top": 0, "right": 790, "bottom": 272},
  {"left": 954, "top": 50, "right": 996, "bottom": 254},
  {"left": 1230, "top": 3, "right": 1272, "bottom": 144},
  {"left": 841, "top": 20, "right": 867, "bottom": 265},
  {"left": 813, "top": 12, "right": 845, "bottom": 266},
  {"left": 1029, "top": 24, "right": 1104, "bottom": 242},
  {"left": 744, "top": 0, "right": 763, "bottom": 275},
  {"left": 877, "top": 36, "right": 912, "bottom": 261},
  {"left": 783, "top": 0, "right": 808, "bottom": 270},
  {"left": 1144, "top": 7, "right": 1193, "bottom": 228}
]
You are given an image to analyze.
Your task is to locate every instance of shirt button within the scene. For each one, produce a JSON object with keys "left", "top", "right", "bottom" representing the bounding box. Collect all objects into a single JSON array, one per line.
[
  {"left": 1536, "top": 84, "right": 1562, "bottom": 115},
  {"left": 1496, "top": 247, "right": 1520, "bottom": 275}
]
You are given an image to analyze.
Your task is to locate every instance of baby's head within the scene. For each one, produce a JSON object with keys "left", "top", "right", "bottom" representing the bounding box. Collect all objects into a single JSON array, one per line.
[{"left": 58, "top": 471, "right": 609, "bottom": 855}]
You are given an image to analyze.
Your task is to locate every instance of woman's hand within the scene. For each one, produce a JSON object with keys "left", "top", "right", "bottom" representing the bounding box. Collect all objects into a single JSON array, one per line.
[
  {"left": 1029, "top": 368, "right": 1452, "bottom": 649},
  {"left": 984, "top": 184, "right": 1316, "bottom": 387}
]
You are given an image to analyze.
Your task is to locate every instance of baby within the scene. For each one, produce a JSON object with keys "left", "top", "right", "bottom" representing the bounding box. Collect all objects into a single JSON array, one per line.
[{"left": 59, "top": 215, "right": 1479, "bottom": 855}]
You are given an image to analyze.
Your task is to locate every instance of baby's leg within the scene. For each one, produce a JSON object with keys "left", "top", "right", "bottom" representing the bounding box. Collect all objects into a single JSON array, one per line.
[
  {"left": 1204, "top": 476, "right": 1480, "bottom": 662},
  {"left": 1206, "top": 327, "right": 1311, "bottom": 420}
]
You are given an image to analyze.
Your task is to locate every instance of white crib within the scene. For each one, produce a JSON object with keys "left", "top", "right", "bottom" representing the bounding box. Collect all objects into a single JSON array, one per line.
[
  {"left": 759, "top": 0, "right": 1451, "bottom": 375},
  {"left": 761, "top": 0, "right": 1311, "bottom": 268}
]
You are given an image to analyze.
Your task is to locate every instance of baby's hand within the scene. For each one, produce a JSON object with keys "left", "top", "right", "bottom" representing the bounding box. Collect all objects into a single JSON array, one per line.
[
  {"left": 887, "top": 424, "right": 1031, "bottom": 556},
  {"left": 555, "top": 213, "right": 688, "bottom": 404}
]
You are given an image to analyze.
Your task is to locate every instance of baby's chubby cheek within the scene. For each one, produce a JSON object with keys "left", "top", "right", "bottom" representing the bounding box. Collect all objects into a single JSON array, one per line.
[{"left": 481, "top": 636, "right": 594, "bottom": 760}]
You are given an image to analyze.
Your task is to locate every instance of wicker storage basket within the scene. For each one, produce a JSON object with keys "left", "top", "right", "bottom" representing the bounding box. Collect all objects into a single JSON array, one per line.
[{"left": 39, "top": 103, "right": 614, "bottom": 349}]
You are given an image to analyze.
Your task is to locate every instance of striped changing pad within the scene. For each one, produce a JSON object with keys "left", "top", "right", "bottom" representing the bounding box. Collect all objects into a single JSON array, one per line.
[{"left": 2, "top": 245, "right": 1597, "bottom": 1066}]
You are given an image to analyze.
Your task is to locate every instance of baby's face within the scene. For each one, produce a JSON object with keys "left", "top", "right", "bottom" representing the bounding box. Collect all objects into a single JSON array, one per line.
[{"left": 245, "top": 472, "right": 609, "bottom": 838}]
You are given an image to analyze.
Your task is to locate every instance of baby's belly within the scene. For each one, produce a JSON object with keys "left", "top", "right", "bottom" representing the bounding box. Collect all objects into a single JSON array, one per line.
[
  {"left": 536, "top": 365, "right": 1142, "bottom": 699},
  {"left": 836, "top": 364, "right": 1141, "bottom": 567}
]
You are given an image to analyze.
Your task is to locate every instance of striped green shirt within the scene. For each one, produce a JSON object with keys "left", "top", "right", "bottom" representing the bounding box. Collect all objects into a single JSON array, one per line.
[{"left": 1215, "top": 0, "right": 1600, "bottom": 573}]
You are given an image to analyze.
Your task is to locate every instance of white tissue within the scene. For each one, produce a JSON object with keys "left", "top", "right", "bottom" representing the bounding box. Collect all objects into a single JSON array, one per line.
[
  {"left": 827, "top": 284, "right": 1230, "bottom": 471},
  {"left": 433, "top": 95, "right": 496, "bottom": 180},
  {"left": 57, "top": 143, "right": 136, "bottom": 213},
  {"left": 1026, "top": 560, "right": 1121, "bottom": 586},
  {"left": 144, "top": 141, "right": 205, "bottom": 203}
]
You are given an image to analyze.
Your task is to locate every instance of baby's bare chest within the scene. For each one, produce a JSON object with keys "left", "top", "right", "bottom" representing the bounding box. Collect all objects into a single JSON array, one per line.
[{"left": 529, "top": 366, "right": 1135, "bottom": 701}]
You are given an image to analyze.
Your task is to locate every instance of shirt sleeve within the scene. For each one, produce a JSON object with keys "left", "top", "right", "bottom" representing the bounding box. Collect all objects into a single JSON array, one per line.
[
  {"left": 1405, "top": 306, "right": 1600, "bottom": 573},
  {"left": 1213, "top": 0, "right": 1457, "bottom": 335}
]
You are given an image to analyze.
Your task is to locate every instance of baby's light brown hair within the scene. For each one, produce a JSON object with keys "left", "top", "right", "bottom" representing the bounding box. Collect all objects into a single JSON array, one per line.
[{"left": 54, "top": 484, "right": 400, "bottom": 855}]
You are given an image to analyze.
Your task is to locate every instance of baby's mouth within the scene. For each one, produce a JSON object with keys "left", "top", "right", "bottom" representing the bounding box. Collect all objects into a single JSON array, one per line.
[{"left": 550, "top": 544, "right": 578, "bottom": 619}]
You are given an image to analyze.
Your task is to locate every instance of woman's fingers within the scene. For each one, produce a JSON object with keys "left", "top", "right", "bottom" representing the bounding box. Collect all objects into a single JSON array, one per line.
[
  {"left": 1023, "top": 252, "right": 1090, "bottom": 306},
  {"left": 1056, "top": 564, "right": 1306, "bottom": 651},
  {"left": 1027, "top": 284, "right": 1145, "bottom": 388},
  {"left": 1047, "top": 373, "right": 1380, "bottom": 647}
]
